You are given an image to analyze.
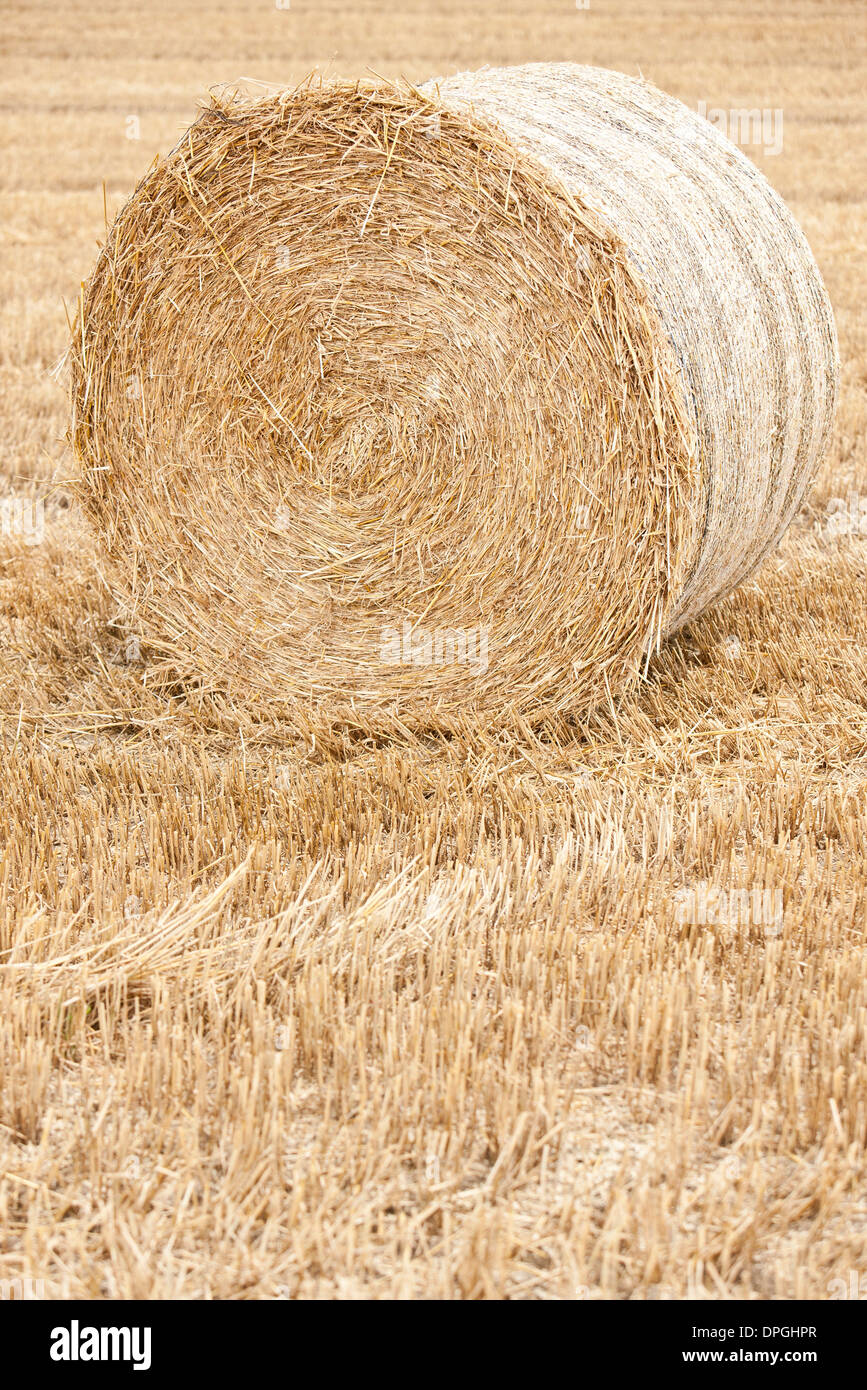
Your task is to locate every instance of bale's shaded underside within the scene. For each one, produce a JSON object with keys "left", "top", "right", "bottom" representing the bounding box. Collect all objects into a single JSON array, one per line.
[{"left": 70, "top": 64, "right": 837, "bottom": 734}]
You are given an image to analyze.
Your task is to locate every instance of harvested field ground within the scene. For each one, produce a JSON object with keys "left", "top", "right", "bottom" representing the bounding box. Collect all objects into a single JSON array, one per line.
[{"left": 1, "top": 0, "right": 866, "bottom": 1300}]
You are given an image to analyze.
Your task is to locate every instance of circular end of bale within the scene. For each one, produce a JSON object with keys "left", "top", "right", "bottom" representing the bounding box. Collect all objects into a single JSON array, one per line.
[{"left": 70, "top": 79, "right": 708, "bottom": 736}]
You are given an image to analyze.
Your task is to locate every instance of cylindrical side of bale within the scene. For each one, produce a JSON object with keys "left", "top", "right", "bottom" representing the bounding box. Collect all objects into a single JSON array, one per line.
[
  {"left": 70, "top": 64, "right": 837, "bottom": 735},
  {"left": 428, "top": 64, "right": 838, "bottom": 629}
]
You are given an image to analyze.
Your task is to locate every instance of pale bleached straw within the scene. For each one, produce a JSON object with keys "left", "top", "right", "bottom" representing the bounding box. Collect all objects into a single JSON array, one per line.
[{"left": 429, "top": 63, "right": 838, "bottom": 630}]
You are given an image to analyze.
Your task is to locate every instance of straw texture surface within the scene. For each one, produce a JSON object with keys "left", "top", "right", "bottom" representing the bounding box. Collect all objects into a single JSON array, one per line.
[
  {"left": 430, "top": 64, "right": 839, "bottom": 628},
  {"left": 70, "top": 64, "right": 837, "bottom": 734}
]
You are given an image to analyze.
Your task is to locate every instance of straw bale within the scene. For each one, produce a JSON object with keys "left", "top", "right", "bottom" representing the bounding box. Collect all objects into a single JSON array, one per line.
[{"left": 70, "top": 64, "right": 838, "bottom": 734}]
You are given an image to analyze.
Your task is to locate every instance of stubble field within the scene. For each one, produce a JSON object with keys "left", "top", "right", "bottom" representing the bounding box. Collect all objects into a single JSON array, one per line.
[{"left": 1, "top": 0, "right": 866, "bottom": 1298}]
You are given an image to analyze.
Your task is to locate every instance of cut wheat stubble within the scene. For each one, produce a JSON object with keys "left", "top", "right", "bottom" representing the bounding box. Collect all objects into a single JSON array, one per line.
[{"left": 70, "top": 64, "right": 837, "bottom": 736}]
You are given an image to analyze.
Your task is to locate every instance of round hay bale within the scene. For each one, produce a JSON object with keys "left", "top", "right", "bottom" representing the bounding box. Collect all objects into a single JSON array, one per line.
[{"left": 70, "top": 63, "right": 837, "bottom": 736}]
